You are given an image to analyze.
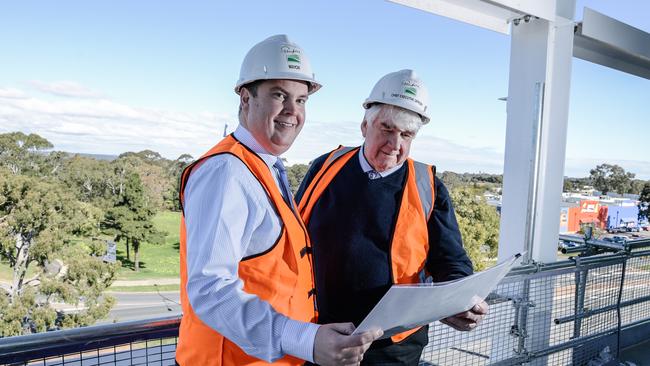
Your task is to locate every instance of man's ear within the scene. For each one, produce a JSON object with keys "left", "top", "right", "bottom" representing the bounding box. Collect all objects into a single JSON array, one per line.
[
  {"left": 240, "top": 88, "right": 251, "bottom": 108},
  {"left": 361, "top": 120, "right": 368, "bottom": 138},
  {"left": 239, "top": 88, "right": 251, "bottom": 120}
]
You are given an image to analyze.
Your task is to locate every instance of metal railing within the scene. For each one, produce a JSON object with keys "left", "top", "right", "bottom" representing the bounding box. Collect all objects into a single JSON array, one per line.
[
  {"left": 420, "top": 243, "right": 650, "bottom": 365},
  {"left": 2, "top": 239, "right": 650, "bottom": 366},
  {"left": 559, "top": 235, "right": 650, "bottom": 256},
  {"left": 0, "top": 316, "right": 179, "bottom": 365}
]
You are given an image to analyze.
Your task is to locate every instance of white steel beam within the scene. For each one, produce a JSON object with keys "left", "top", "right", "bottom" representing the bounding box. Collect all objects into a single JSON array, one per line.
[
  {"left": 387, "top": 0, "right": 557, "bottom": 34},
  {"left": 388, "top": 0, "right": 516, "bottom": 34},
  {"left": 486, "top": 0, "right": 556, "bottom": 21},
  {"left": 498, "top": 13, "right": 575, "bottom": 264},
  {"left": 490, "top": 12, "right": 575, "bottom": 364},
  {"left": 574, "top": 7, "right": 650, "bottom": 80}
]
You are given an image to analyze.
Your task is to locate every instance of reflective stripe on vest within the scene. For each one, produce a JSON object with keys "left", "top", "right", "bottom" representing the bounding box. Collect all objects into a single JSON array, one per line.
[
  {"left": 298, "top": 146, "right": 435, "bottom": 343},
  {"left": 413, "top": 161, "right": 434, "bottom": 220},
  {"left": 176, "top": 135, "right": 315, "bottom": 366}
]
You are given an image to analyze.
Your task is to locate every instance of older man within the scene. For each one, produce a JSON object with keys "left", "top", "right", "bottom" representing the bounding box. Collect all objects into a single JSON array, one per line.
[
  {"left": 176, "top": 35, "right": 381, "bottom": 366},
  {"left": 296, "top": 69, "right": 488, "bottom": 365}
]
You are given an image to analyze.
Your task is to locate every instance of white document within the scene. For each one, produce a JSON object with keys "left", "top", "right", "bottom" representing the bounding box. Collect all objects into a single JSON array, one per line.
[{"left": 352, "top": 253, "right": 520, "bottom": 339}]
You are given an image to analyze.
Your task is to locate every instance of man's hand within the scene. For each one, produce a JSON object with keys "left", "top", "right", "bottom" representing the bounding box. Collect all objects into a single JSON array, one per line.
[
  {"left": 440, "top": 300, "right": 489, "bottom": 331},
  {"left": 313, "top": 323, "right": 383, "bottom": 366}
]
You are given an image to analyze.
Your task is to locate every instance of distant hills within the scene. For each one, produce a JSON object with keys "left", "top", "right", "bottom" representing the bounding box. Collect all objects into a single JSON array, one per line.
[
  {"left": 72, "top": 152, "right": 118, "bottom": 161},
  {"left": 52, "top": 151, "right": 119, "bottom": 161}
]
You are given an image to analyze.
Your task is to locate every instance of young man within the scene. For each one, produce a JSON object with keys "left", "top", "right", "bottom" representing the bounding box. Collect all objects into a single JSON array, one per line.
[{"left": 176, "top": 35, "right": 381, "bottom": 366}]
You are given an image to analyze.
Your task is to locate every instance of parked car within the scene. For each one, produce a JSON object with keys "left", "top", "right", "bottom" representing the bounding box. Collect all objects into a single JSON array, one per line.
[
  {"left": 607, "top": 227, "right": 626, "bottom": 234},
  {"left": 559, "top": 241, "right": 579, "bottom": 250}
]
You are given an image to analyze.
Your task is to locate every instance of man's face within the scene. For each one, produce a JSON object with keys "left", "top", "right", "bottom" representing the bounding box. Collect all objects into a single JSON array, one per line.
[
  {"left": 240, "top": 79, "right": 309, "bottom": 155},
  {"left": 361, "top": 113, "right": 417, "bottom": 172}
]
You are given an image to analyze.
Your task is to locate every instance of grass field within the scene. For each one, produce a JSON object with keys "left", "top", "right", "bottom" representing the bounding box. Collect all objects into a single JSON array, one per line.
[
  {"left": 0, "top": 262, "right": 38, "bottom": 282},
  {"left": 114, "top": 210, "right": 181, "bottom": 281},
  {"left": 0, "top": 211, "right": 182, "bottom": 284}
]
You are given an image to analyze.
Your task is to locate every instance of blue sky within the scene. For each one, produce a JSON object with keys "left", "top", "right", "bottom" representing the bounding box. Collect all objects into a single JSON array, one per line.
[{"left": 0, "top": 1, "right": 648, "bottom": 178}]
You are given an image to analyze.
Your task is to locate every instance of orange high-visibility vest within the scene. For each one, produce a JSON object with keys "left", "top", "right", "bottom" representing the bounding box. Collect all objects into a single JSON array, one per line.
[
  {"left": 176, "top": 135, "right": 316, "bottom": 366},
  {"left": 298, "top": 146, "right": 435, "bottom": 343}
]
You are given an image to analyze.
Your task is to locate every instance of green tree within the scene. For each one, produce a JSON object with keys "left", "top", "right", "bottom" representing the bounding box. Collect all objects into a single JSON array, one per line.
[
  {"left": 287, "top": 163, "right": 309, "bottom": 194},
  {"left": 43, "top": 151, "right": 70, "bottom": 177},
  {"left": 108, "top": 155, "right": 140, "bottom": 200},
  {"left": 630, "top": 179, "right": 646, "bottom": 195},
  {"left": 111, "top": 152, "right": 176, "bottom": 210},
  {"left": 450, "top": 186, "right": 500, "bottom": 271},
  {"left": 120, "top": 149, "right": 164, "bottom": 163},
  {"left": 110, "top": 149, "right": 196, "bottom": 211},
  {"left": 0, "top": 132, "right": 53, "bottom": 176},
  {"left": 0, "top": 172, "right": 116, "bottom": 336},
  {"left": 60, "top": 156, "right": 115, "bottom": 207},
  {"left": 138, "top": 161, "right": 172, "bottom": 210},
  {"left": 104, "top": 173, "right": 165, "bottom": 271},
  {"left": 166, "top": 154, "right": 194, "bottom": 211},
  {"left": 563, "top": 176, "right": 592, "bottom": 193},
  {"left": 589, "top": 163, "right": 635, "bottom": 195},
  {"left": 639, "top": 182, "right": 650, "bottom": 223},
  {"left": 563, "top": 178, "right": 575, "bottom": 192},
  {"left": 440, "top": 171, "right": 463, "bottom": 190}
]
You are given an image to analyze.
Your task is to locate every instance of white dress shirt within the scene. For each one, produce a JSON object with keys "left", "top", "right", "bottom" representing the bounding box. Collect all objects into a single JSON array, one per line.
[
  {"left": 183, "top": 125, "right": 319, "bottom": 363},
  {"left": 359, "top": 144, "right": 404, "bottom": 178}
]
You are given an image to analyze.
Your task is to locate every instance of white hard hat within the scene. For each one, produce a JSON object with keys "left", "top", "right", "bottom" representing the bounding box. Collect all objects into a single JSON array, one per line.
[
  {"left": 362, "top": 69, "right": 430, "bottom": 124},
  {"left": 235, "top": 34, "right": 321, "bottom": 95}
]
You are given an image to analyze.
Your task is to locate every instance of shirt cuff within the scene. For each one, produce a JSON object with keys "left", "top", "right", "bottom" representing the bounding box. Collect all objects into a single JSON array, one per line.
[{"left": 280, "top": 318, "right": 320, "bottom": 363}]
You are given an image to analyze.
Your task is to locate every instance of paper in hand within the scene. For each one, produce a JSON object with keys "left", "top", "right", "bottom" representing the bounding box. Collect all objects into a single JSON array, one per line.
[{"left": 352, "top": 253, "right": 521, "bottom": 339}]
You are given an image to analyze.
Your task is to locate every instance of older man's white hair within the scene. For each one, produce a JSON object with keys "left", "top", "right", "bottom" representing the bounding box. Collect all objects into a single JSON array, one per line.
[{"left": 363, "top": 104, "right": 424, "bottom": 133}]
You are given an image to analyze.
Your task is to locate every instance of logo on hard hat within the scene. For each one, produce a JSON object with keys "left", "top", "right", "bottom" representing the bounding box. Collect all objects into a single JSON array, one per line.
[
  {"left": 281, "top": 46, "right": 302, "bottom": 54},
  {"left": 404, "top": 87, "right": 417, "bottom": 96},
  {"left": 281, "top": 46, "right": 302, "bottom": 69},
  {"left": 402, "top": 79, "right": 421, "bottom": 88}
]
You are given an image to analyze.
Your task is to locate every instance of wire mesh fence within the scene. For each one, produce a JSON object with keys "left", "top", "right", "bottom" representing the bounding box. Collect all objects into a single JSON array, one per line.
[
  {"left": 0, "top": 316, "right": 179, "bottom": 366},
  {"left": 18, "top": 338, "right": 177, "bottom": 366},
  {"left": 2, "top": 251, "right": 650, "bottom": 366},
  {"left": 419, "top": 251, "right": 650, "bottom": 365}
]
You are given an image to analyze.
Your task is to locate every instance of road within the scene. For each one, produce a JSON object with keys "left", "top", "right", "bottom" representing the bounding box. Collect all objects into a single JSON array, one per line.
[{"left": 98, "top": 291, "right": 182, "bottom": 324}]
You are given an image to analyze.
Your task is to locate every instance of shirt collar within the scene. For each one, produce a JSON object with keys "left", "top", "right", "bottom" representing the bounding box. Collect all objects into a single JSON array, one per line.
[
  {"left": 233, "top": 124, "right": 279, "bottom": 169},
  {"left": 358, "top": 144, "right": 404, "bottom": 178}
]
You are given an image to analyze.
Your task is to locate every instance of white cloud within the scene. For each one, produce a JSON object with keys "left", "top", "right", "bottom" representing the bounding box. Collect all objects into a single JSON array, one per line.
[
  {"left": 289, "top": 124, "right": 650, "bottom": 179},
  {"left": 285, "top": 119, "right": 506, "bottom": 174},
  {"left": 0, "top": 86, "right": 231, "bottom": 160},
  {"left": 565, "top": 157, "right": 650, "bottom": 180},
  {"left": 0, "top": 87, "right": 28, "bottom": 99},
  {"left": 2, "top": 87, "right": 509, "bottom": 174},
  {"left": 28, "top": 80, "right": 104, "bottom": 99},
  {"left": 410, "top": 137, "right": 504, "bottom": 174},
  {"left": 284, "top": 120, "right": 365, "bottom": 163},
  {"left": 2, "top": 83, "right": 647, "bottom": 179}
]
